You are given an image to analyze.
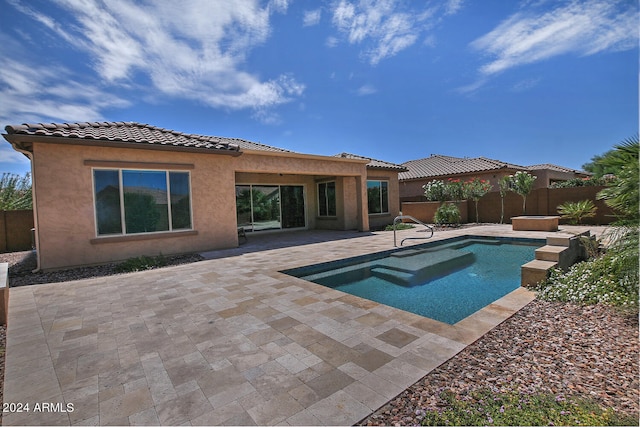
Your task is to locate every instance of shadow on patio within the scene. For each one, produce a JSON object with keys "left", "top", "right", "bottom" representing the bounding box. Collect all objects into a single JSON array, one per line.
[{"left": 200, "top": 229, "right": 376, "bottom": 260}]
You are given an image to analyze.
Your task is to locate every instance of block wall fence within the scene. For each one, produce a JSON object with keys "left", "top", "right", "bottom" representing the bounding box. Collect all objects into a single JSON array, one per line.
[
  {"left": 0, "top": 210, "right": 34, "bottom": 252},
  {"left": 401, "top": 186, "right": 616, "bottom": 225}
]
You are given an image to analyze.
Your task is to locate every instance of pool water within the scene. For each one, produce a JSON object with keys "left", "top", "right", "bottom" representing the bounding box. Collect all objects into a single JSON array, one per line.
[{"left": 283, "top": 237, "right": 542, "bottom": 324}]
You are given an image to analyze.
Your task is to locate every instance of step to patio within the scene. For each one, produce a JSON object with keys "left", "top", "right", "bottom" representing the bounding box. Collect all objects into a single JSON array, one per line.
[
  {"left": 535, "top": 245, "right": 567, "bottom": 262},
  {"left": 521, "top": 231, "right": 593, "bottom": 288},
  {"left": 521, "top": 259, "right": 558, "bottom": 287}
]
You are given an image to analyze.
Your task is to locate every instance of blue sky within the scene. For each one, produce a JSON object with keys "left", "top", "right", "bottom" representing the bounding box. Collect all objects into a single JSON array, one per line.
[{"left": 1, "top": 0, "right": 637, "bottom": 176}]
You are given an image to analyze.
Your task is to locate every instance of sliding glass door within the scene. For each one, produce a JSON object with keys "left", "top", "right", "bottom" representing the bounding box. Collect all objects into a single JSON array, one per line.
[{"left": 236, "top": 184, "right": 305, "bottom": 231}]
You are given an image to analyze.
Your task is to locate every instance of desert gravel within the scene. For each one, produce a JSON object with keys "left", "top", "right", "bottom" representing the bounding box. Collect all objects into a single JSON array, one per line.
[{"left": 360, "top": 300, "right": 639, "bottom": 425}]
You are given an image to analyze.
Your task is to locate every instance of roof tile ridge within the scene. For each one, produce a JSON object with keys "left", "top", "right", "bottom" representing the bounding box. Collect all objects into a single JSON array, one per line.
[{"left": 401, "top": 154, "right": 445, "bottom": 164}]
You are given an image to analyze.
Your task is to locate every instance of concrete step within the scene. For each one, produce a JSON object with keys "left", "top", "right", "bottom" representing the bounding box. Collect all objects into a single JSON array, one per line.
[
  {"left": 546, "top": 230, "right": 590, "bottom": 247},
  {"left": 521, "top": 259, "right": 557, "bottom": 287},
  {"left": 535, "top": 245, "right": 567, "bottom": 262}
]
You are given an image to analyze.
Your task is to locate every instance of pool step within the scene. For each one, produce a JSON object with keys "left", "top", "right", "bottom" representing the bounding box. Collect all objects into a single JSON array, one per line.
[
  {"left": 521, "top": 231, "right": 592, "bottom": 287},
  {"left": 372, "top": 249, "right": 475, "bottom": 286},
  {"left": 535, "top": 245, "right": 566, "bottom": 262},
  {"left": 521, "top": 259, "right": 558, "bottom": 287},
  {"left": 391, "top": 238, "right": 499, "bottom": 258}
]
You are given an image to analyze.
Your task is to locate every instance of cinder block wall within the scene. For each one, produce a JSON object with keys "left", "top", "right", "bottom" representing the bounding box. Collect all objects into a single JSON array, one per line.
[{"left": 402, "top": 186, "right": 615, "bottom": 225}]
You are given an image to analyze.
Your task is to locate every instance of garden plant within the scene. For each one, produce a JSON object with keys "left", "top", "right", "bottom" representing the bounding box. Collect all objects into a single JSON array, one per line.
[
  {"left": 537, "top": 135, "right": 639, "bottom": 315},
  {"left": 498, "top": 175, "right": 510, "bottom": 224},
  {"left": 0, "top": 172, "right": 32, "bottom": 210},
  {"left": 465, "top": 177, "right": 493, "bottom": 223},
  {"left": 434, "top": 202, "right": 461, "bottom": 226},
  {"left": 509, "top": 171, "right": 537, "bottom": 214},
  {"left": 556, "top": 200, "right": 597, "bottom": 225}
]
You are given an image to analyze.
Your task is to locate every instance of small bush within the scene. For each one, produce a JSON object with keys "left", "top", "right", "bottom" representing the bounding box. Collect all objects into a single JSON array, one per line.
[
  {"left": 557, "top": 199, "right": 597, "bottom": 224},
  {"left": 536, "top": 252, "right": 638, "bottom": 312},
  {"left": 384, "top": 223, "right": 415, "bottom": 231},
  {"left": 550, "top": 176, "right": 607, "bottom": 188},
  {"left": 418, "top": 388, "right": 636, "bottom": 426},
  {"left": 116, "top": 254, "right": 167, "bottom": 273},
  {"left": 434, "top": 202, "right": 460, "bottom": 225}
]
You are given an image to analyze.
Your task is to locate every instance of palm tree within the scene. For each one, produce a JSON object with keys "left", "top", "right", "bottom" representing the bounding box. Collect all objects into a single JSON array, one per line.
[{"left": 596, "top": 135, "right": 639, "bottom": 224}]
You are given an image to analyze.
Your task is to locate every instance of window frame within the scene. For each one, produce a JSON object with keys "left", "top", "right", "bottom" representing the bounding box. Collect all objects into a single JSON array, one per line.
[
  {"left": 367, "top": 180, "right": 390, "bottom": 215},
  {"left": 92, "top": 167, "right": 193, "bottom": 237},
  {"left": 235, "top": 183, "right": 307, "bottom": 232},
  {"left": 317, "top": 181, "right": 337, "bottom": 217}
]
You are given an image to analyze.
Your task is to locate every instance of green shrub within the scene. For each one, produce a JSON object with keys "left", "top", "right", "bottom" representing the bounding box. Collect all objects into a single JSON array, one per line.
[
  {"left": 116, "top": 254, "right": 167, "bottom": 273},
  {"left": 536, "top": 250, "right": 638, "bottom": 312},
  {"left": 434, "top": 202, "right": 460, "bottom": 225},
  {"left": 557, "top": 200, "right": 597, "bottom": 224},
  {"left": 418, "top": 388, "right": 636, "bottom": 426},
  {"left": 0, "top": 172, "right": 32, "bottom": 210},
  {"left": 384, "top": 223, "right": 415, "bottom": 231},
  {"left": 550, "top": 177, "right": 607, "bottom": 188}
]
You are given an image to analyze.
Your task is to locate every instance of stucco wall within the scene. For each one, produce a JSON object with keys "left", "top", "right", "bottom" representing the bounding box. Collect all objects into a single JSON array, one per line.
[
  {"left": 32, "top": 143, "right": 240, "bottom": 270},
  {"left": 30, "top": 143, "right": 374, "bottom": 270},
  {"left": 367, "top": 170, "right": 402, "bottom": 230}
]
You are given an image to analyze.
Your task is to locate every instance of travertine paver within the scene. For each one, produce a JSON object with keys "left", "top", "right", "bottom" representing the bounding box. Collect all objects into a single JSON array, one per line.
[{"left": 3, "top": 225, "right": 604, "bottom": 426}]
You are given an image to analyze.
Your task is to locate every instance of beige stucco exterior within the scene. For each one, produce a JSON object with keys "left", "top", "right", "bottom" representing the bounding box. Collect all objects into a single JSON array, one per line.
[{"left": 22, "top": 141, "right": 403, "bottom": 270}]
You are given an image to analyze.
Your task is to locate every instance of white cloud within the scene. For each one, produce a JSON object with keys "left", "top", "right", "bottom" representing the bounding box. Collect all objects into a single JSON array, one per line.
[
  {"left": 445, "top": 0, "right": 464, "bottom": 15},
  {"left": 511, "top": 77, "right": 541, "bottom": 92},
  {"left": 0, "top": 33, "right": 129, "bottom": 126},
  {"left": 356, "top": 84, "right": 377, "bottom": 95},
  {"left": 329, "top": 0, "right": 438, "bottom": 65},
  {"left": 303, "top": 9, "right": 322, "bottom": 26},
  {"left": 0, "top": 144, "right": 30, "bottom": 165},
  {"left": 326, "top": 36, "right": 339, "bottom": 48},
  {"left": 4, "top": 0, "right": 305, "bottom": 122},
  {"left": 471, "top": 0, "right": 637, "bottom": 76}
]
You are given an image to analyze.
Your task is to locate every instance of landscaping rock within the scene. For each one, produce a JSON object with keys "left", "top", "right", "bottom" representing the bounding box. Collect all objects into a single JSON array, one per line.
[{"left": 359, "top": 300, "right": 639, "bottom": 425}]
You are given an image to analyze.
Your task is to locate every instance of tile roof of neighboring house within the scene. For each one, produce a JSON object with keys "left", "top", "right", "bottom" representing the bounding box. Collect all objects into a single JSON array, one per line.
[
  {"left": 526, "top": 163, "right": 589, "bottom": 175},
  {"left": 335, "top": 153, "right": 408, "bottom": 171},
  {"left": 3, "top": 121, "right": 260, "bottom": 154},
  {"left": 399, "top": 154, "right": 524, "bottom": 180}
]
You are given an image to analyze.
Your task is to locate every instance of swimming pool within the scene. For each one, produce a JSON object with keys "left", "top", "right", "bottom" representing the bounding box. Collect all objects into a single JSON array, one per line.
[{"left": 282, "top": 236, "right": 543, "bottom": 324}]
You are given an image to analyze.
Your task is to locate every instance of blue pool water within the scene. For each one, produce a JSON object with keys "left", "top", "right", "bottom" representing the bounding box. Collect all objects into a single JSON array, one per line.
[{"left": 283, "top": 236, "right": 543, "bottom": 324}]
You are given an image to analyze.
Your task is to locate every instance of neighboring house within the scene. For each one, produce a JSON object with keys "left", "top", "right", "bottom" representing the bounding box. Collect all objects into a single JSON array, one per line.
[
  {"left": 399, "top": 154, "right": 589, "bottom": 202},
  {"left": 3, "top": 122, "right": 405, "bottom": 270}
]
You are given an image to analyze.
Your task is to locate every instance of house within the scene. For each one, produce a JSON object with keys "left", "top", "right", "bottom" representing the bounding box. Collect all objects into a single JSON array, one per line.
[
  {"left": 3, "top": 122, "right": 406, "bottom": 270},
  {"left": 399, "top": 154, "right": 589, "bottom": 202}
]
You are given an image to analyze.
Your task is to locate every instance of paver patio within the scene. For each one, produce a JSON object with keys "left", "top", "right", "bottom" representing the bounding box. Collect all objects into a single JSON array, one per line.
[{"left": 3, "top": 224, "right": 604, "bottom": 425}]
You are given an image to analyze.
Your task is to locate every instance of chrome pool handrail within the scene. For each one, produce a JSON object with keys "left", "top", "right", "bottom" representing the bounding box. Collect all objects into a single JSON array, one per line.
[{"left": 393, "top": 215, "right": 434, "bottom": 247}]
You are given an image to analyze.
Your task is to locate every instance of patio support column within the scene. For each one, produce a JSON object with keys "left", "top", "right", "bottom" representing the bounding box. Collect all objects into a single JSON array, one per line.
[{"left": 355, "top": 174, "right": 369, "bottom": 232}]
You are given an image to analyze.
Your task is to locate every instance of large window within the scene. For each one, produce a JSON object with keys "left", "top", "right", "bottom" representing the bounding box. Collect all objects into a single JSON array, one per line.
[
  {"left": 317, "top": 181, "right": 336, "bottom": 216},
  {"left": 236, "top": 184, "right": 305, "bottom": 231},
  {"left": 367, "top": 180, "right": 389, "bottom": 214},
  {"left": 93, "top": 169, "right": 192, "bottom": 236}
]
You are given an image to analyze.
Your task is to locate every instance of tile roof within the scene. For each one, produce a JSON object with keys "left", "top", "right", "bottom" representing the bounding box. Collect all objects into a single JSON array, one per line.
[
  {"left": 400, "top": 154, "right": 524, "bottom": 180},
  {"left": 335, "top": 152, "right": 408, "bottom": 171},
  {"left": 232, "top": 139, "right": 293, "bottom": 153},
  {"left": 3, "top": 121, "right": 250, "bottom": 154},
  {"left": 526, "top": 163, "right": 589, "bottom": 175}
]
